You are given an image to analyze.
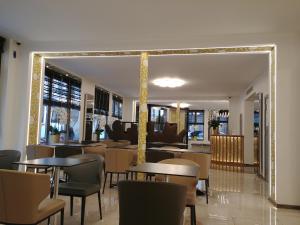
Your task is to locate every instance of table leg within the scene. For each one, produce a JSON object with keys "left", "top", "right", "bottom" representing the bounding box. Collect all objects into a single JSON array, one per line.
[{"left": 53, "top": 167, "right": 60, "bottom": 225}]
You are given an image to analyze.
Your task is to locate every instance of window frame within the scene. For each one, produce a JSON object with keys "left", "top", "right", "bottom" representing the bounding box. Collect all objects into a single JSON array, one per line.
[
  {"left": 187, "top": 110, "right": 205, "bottom": 141},
  {"left": 41, "top": 66, "right": 81, "bottom": 143},
  {"left": 112, "top": 94, "right": 123, "bottom": 119}
]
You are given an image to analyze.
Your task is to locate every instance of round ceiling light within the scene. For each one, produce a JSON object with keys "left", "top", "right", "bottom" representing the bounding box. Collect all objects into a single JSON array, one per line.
[
  {"left": 152, "top": 77, "right": 186, "bottom": 88},
  {"left": 171, "top": 103, "right": 190, "bottom": 108}
]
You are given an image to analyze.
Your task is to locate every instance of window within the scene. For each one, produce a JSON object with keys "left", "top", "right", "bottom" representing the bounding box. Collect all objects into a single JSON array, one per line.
[
  {"left": 218, "top": 110, "right": 229, "bottom": 135},
  {"left": 150, "top": 106, "right": 167, "bottom": 132},
  {"left": 40, "top": 66, "right": 81, "bottom": 143},
  {"left": 188, "top": 110, "right": 204, "bottom": 141},
  {"left": 94, "top": 87, "right": 109, "bottom": 115},
  {"left": 112, "top": 94, "right": 123, "bottom": 119}
]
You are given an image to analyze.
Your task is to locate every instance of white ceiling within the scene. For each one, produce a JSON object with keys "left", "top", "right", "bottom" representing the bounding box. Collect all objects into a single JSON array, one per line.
[
  {"left": 0, "top": 0, "right": 300, "bottom": 42},
  {"left": 48, "top": 52, "right": 269, "bottom": 101}
]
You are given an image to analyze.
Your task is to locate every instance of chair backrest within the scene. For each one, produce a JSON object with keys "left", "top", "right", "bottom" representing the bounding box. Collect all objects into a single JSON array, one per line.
[
  {"left": 83, "top": 145, "right": 107, "bottom": 157},
  {"left": 0, "top": 150, "right": 21, "bottom": 170},
  {"left": 105, "top": 149, "right": 134, "bottom": 173},
  {"left": 181, "top": 152, "right": 211, "bottom": 179},
  {"left": 156, "top": 158, "right": 199, "bottom": 197},
  {"left": 26, "top": 145, "right": 54, "bottom": 160},
  {"left": 54, "top": 146, "right": 82, "bottom": 158},
  {"left": 118, "top": 181, "right": 187, "bottom": 225},
  {"left": 146, "top": 150, "right": 175, "bottom": 163},
  {"left": 64, "top": 154, "right": 104, "bottom": 185},
  {"left": 0, "top": 169, "right": 50, "bottom": 224}
]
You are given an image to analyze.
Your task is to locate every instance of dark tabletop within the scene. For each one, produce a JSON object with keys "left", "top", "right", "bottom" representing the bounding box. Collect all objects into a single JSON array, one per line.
[
  {"left": 128, "top": 162, "right": 199, "bottom": 178},
  {"left": 13, "top": 157, "right": 95, "bottom": 167},
  {"left": 147, "top": 147, "right": 211, "bottom": 154}
]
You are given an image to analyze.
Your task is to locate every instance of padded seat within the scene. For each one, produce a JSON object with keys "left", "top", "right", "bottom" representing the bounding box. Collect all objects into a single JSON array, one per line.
[
  {"left": 37, "top": 199, "right": 65, "bottom": 222},
  {"left": 59, "top": 182, "right": 100, "bottom": 196}
]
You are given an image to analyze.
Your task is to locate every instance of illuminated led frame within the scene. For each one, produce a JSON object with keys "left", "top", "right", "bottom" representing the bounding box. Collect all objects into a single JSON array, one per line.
[{"left": 27, "top": 45, "right": 276, "bottom": 201}]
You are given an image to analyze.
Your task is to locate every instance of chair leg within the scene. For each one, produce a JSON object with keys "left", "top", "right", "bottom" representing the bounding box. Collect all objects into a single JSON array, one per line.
[
  {"left": 102, "top": 172, "right": 108, "bottom": 194},
  {"left": 98, "top": 191, "right": 103, "bottom": 220},
  {"left": 61, "top": 208, "right": 64, "bottom": 225},
  {"left": 47, "top": 216, "right": 51, "bottom": 225},
  {"left": 205, "top": 179, "right": 209, "bottom": 204},
  {"left": 190, "top": 205, "right": 196, "bottom": 225},
  {"left": 125, "top": 172, "right": 129, "bottom": 180},
  {"left": 117, "top": 173, "right": 119, "bottom": 183},
  {"left": 81, "top": 197, "right": 86, "bottom": 225},
  {"left": 109, "top": 172, "right": 113, "bottom": 188},
  {"left": 70, "top": 196, "right": 74, "bottom": 216}
]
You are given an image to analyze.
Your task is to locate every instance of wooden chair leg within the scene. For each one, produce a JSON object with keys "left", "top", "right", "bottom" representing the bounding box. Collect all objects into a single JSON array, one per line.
[
  {"left": 193, "top": 205, "right": 196, "bottom": 225},
  {"left": 47, "top": 216, "right": 50, "bottom": 225},
  {"left": 205, "top": 179, "right": 209, "bottom": 204},
  {"left": 61, "top": 208, "right": 64, "bottom": 225},
  {"left": 125, "top": 172, "right": 129, "bottom": 180},
  {"left": 70, "top": 196, "right": 74, "bottom": 216},
  {"left": 98, "top": 191, "right": 103, "bottom": 220},
  {"left": 81, "top": 197, "right": 86, "bottom": 225},
  {"left": 117, "top": 173, "right": 119, "bottom": 183},
  {"left": 102, "top": 172, "right": 108, "bottom": 194}
]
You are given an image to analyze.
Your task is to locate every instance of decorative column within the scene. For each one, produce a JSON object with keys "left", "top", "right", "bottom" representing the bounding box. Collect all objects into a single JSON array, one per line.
[
  {"left": 176, "top": 102, "right": 181, "bottom": 134},
  {"left": 137, "top": 52, "right": 149, "bottom": 168},
  {"left": 28, "top": 54, "right": 43, "bottom": 145}
]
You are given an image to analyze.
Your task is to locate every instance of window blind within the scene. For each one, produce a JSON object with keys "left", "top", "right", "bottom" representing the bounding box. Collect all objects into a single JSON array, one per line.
[
  {"left": 43, "top": 68, "right": 81, "bottom": 110},
  {"left": 94, "top": 87, "right": 110, "bottom": 115}
]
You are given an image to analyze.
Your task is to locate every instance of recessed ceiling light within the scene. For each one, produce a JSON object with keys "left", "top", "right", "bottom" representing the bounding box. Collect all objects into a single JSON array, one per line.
[
  {"left": 152, "top": 77, "right": 185, "bottom": 88},
  {"left": 171, "top": 103, "right": 190, "bottom": 108}
]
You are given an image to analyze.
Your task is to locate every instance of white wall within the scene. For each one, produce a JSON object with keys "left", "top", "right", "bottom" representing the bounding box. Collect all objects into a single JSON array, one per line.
[
  {"left": 122, "top": 97, "right": 134, "bottom": 122},
  {"left": 0, "top": 39, "right": 21, "bottom": 149},
  {"left": 1, "top": 32, "right": 300, "bottom": 205}
]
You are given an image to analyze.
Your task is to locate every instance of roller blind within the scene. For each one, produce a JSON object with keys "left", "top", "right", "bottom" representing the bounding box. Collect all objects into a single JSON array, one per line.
[
  {"left": 94, "top": 87, "right": 110, "bottom": 115},
  {"left": 43, "top": 68, "right": 81, "bottom": 110}
]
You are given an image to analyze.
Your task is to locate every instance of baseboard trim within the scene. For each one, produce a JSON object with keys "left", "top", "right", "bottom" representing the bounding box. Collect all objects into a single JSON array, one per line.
[{"left": 268, "top": 197, "right": 300, "bottom": 210}]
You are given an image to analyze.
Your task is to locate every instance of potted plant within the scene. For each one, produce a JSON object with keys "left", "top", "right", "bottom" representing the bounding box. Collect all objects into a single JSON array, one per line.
[
  {"left": 94, "top": 127, "right": 104, "bottom": 141},
  {"left": 209, "top": 119, "right": 220, "bottom": 135},
  {"left": 190, "top": 131, "right": 200, "bottom": 141},
  {"left": 49, "top": 126, "right": 60, "bottom": 143}
]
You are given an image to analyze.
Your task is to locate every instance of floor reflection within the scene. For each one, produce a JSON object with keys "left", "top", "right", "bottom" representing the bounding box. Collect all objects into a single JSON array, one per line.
[{"left": 43, "top": 169, "right": 300, "bottom": 225}]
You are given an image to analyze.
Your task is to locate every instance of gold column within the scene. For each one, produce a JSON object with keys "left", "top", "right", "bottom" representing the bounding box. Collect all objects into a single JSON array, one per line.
[
  {"left": 176, "top": 102, "right": 181, "bottom": 134},
  {"left": 28, "top": 54, "right": 43, "bottom": 145},
  {"left": 137, "top": 52, "right": 149, "bottom": 169}
]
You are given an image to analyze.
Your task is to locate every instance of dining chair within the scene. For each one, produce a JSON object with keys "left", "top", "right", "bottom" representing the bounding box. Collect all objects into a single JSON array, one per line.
[
  {"left": 0, "top": 150, "right": 21, "bottom": 170},
  {"left": 156, "top": 158, "right": 200, "bottom": 225},
  {"left": 118, "top": 180, "right": 187, "bottom": 225},
  {"left": 181, "top": 152, "right": 211, "bottom": 203},
  {"left": 58, "top": 154, "right": 104, "bottom": 225},
  {"left": 102, "top": 148, "right": 135, "bottom": 194},
  {"left": 26, "top": 145, "right": 54, "bottom": 173},
  {"left": 83, "top": 145, "right": 107, "bottom": 157},
  {"left": 0, "top": 169, "right": 65, "bottom": 225}
]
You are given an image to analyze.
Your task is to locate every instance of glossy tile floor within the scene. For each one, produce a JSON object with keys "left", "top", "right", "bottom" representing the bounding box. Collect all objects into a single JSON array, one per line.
[{"left": 46, "top": 169, "right": 300, "bottom": 225}]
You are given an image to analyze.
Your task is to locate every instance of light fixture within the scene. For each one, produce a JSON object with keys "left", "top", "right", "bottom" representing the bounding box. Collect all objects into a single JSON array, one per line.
[
  {"left": 171, "top": 103, "right": 190, "bottom": 108},
  {"left": 152, "top": 77, "right": 185, "bottom": 88}
]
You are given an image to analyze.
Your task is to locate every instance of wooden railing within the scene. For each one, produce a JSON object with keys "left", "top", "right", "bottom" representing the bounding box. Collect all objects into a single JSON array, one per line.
[{"left": 210, "top": 135, "right": 244, "bottom": 165}]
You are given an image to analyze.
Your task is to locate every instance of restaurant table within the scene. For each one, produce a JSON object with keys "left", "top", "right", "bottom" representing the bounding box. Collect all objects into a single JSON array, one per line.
[
  {"left": 13, "top": 157, "right": 95, "bottom": 225},
  {"left": 39, "top": 143, "right": 87, "bottom": 157},
  {"left": 147, "top": 141, "right": 188, "bottom": 149},
  {"left": 147, "top": 147, "right": 211, "bottom": 154},
  {"left": 128, "top": 162, "right": 199, "bottom": 178}
]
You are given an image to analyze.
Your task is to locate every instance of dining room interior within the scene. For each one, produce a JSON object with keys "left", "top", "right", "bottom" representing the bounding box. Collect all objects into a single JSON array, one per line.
[{"left": 1, "top": 1, "right": 300, "bottom": 225}]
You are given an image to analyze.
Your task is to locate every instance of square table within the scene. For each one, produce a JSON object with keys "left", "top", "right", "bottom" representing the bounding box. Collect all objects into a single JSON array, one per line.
[
  {"left": 14, "top": 157, "right": 95, "bottom": 225},
  {"left": 128, "top": 162, "right": 199, "bottom": 178}
]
